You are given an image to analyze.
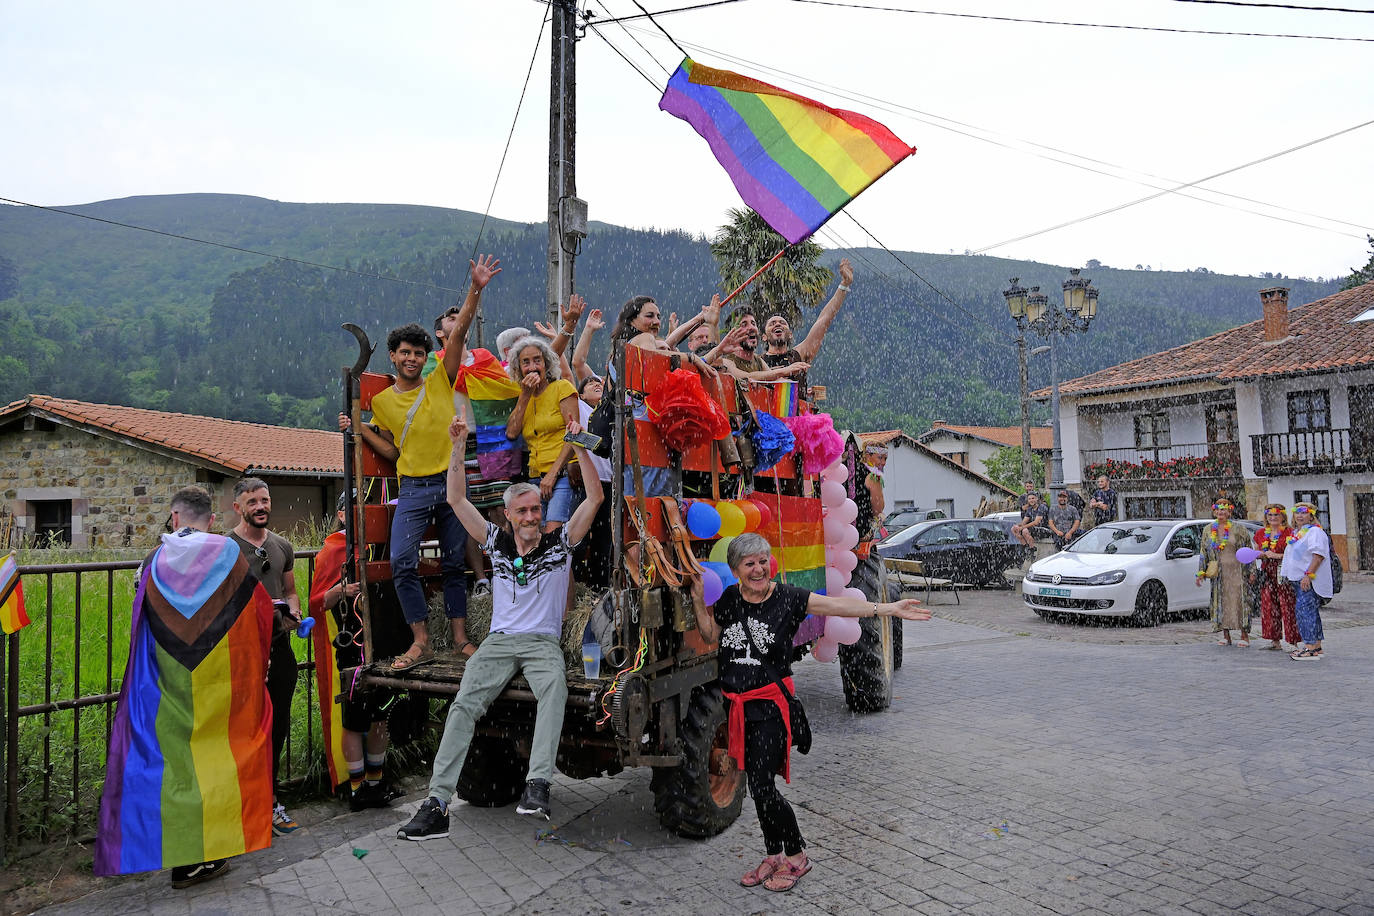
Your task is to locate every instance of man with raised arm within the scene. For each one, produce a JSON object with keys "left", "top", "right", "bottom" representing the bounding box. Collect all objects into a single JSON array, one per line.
[
  {"left": 396, "top": 412, "right": 604, "bottom": 840},
  {"left": 760, "top": 257, "right": 853, "bottom": 395},
  {"left": 346, "top": 255, "right": 501, "bottom": 670}
]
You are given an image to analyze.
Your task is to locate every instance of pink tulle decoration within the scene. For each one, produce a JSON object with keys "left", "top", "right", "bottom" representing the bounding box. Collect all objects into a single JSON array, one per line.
[{"left": 784, "top": 413, "right": 844, "bottom": 474}]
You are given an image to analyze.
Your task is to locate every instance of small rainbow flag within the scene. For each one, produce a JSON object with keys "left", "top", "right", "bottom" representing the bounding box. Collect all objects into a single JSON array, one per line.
[
  {"left": 457, "top": 347, "right": 525, "bottom": 479},
  {"left": 0, "top": 553, "right": 30, "bottom": 634},
  {"left": 308, "top": 530, "right": 351, "bottom": 790},
  {"left": 659, "top": 58, "right": 915, "bottom": 244},
  {"left": 769, "top": 380, "right": 800, "bottom": 419},
  {"left": 756, "top": 492, "right": 826, "bottom": 593},
  {"left": 94, "top": 533, "right": 274, "bottom": 876}
]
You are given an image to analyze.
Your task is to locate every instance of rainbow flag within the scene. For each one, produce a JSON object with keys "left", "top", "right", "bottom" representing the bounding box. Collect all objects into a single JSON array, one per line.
[
  {"left": 308, "top": 530, "right": 351, "bottom": 790},
  {"left": 659, "top": 58, "right": 915, "bottom": 244},
  {"left": 94, "top": 533, "right": 273, "bottom": 876},
  {"left": 755, "top": 492, "right": 826, "bottom": 593},
  {"left": 456, "top": 347, "right": 525, "bottom": 479},
  {"left": 0, "top": 553, "right": 29, "bottom": 634},
  {"left": 769, "top": 380, "right": 800, "bottom": 419}
]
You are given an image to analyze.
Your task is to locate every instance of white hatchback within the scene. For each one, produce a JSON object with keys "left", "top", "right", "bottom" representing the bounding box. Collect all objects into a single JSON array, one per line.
[{"left": 1021, "top": 519, "right": 1211, "bottom": 624}]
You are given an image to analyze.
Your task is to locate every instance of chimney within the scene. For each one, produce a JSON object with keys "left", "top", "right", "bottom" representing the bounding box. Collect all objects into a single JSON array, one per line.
[
  {"left": 1259, "top": 287, "right": 1290, "bottom": 342},
  {"left": 933, "top": 420, "right": 946, "bottom": 428}
]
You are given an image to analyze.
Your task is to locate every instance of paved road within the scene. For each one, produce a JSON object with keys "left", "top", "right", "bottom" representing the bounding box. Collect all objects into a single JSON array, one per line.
[{"left": 41, "top": 579, "right": 1374, "bottom": 915}]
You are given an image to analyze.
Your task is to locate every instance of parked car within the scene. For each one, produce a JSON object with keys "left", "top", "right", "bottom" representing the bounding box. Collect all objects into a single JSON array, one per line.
[
  {"left": 881, "top": 507, "right": 947, "bottom": 536},
  {"left": 877, "top": 517, "right": 1030, "bottom": 587}
]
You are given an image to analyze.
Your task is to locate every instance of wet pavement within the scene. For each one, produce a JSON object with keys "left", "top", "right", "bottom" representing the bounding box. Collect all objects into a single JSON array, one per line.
[{"left": 35, "top": 577, "right": 1374, "bottom": 915}]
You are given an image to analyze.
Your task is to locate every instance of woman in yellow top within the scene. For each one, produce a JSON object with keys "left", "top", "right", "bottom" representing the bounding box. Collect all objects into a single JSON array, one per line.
[{"left": 505, "top": 335, "right": 580, "bottom": 532}]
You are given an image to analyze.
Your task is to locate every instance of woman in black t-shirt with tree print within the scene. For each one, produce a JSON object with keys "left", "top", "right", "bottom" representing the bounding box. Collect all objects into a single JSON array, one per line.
[{"left": 692, "top": 532, "right": 928, "bottom": 893}]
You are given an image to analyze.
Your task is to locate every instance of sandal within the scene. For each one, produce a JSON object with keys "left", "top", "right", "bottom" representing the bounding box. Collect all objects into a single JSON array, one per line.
[
  {"left": 389, "top": 645, "right": 435, "bottom": 671},
  {"left": 451, "top": 640, "right": 476, "bottom": 658},
  {"left": 740, "top": 854, "right": 782, "bottom": 888},
  {"left": 764, "top": 855, "right": 811, "bottom": 892},
  {"left": 1236, "top": 639, "right": 1250, "bottom": 648},
  {"left": 1216, "top": 638, "right": 1231, "bottom": 646},
  {"left": 1266, "top": 642, "right": 1283, "bottom": 651},
  {"left": 1290, "top": 647, "right": 1322, "bottom": 661}
]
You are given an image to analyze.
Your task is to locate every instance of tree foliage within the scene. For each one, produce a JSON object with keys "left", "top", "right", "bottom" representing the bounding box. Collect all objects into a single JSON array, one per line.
[
  {"left": 983, "top": 445, "right": 1045, "bottom": 492},
  {"left": 708, "top": 208, "right": 831, "bottom": 326},
  {"left": 1341, "top": 234, "right": 1374, "bottom": 291}
]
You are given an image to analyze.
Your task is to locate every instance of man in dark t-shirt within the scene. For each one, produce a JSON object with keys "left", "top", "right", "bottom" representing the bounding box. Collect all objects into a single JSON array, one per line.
[
  {"left": 760, "top": 258, "right": 854, "bottom": 399},
  {"left": 1088, "top": 474, "right": 1118, "bottom": 527}
]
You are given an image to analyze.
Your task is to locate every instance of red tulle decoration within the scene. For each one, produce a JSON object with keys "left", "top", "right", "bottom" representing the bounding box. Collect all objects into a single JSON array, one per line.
[
  {"left": 784, "top": 412, "right": 843, "bottom": 473},
  {"left": 645, "top": 368, "right": 732, "bottom": 451}
]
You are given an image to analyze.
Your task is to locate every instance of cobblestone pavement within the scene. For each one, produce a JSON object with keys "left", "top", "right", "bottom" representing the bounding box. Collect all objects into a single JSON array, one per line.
[{"left": 39, "top": 578, "right": 1374, "bottom": 916}]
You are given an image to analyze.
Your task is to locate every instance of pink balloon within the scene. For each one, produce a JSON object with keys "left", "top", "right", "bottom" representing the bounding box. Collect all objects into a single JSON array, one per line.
[
  {"left": 825, "top": 614, "right": 862, "bottom": 645},
  {"left": 820, "top": 479, "right": 846, "bottom": 507},
  {"left": 811, "top": 638, "right": 839, "bottom": 663},
  {"left": 829, "top": 548, "right": 858, "bottom": 575},
  {"left": 835, "top": 523, "right": 859, "bottom": 552},
  {"left": 823, "top": 513, "right": 848, "bottom": 546},
  {"left": 825, "top": 566, "right": 849, "bottom": 595},
  {"left": 836, "top": 498, "right": 858, "bottom": 525},
  {"left": 842, "top": 586, "right": 866, "bottom": 601},
  {"left": 820, "top": 461, "right": 848, "bottom": 484}
]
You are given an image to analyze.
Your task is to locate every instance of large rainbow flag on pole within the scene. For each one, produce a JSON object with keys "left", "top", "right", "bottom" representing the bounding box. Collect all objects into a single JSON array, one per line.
[
  {"left": 0, "top": 553, "right": 30, "bottom": 634},
  {"left": 94, "top": 533, "right": 274, "bottom": 875},
  {"left": 659, "top": 58, "right": 915, "bottom": 245},
  {"left": 308, "top": 530, "right": 352, "bottom": 790}
]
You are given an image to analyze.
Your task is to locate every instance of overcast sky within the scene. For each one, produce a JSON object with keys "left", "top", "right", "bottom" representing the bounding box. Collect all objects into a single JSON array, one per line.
[{"left": 3, "top": 0, "right": 1372, "bottom": 281}]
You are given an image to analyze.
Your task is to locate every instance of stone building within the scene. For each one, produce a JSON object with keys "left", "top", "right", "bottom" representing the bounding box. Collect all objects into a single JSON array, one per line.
[{"left": 0, "top": 396, "right": 343, "bottom": 548}]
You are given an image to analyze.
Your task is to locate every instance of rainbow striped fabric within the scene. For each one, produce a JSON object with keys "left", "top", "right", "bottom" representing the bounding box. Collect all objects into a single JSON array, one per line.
[
  {"left": 755, "top": 492, "right": 826, "bottom": 593},
  {"left": 659, "top": 58, "right": 915, "bottom": 244},
  {"left": 308, "top": 531, "right": 351, "bottom": 790},
  {"left": 769, "top": 380, "right": 800, "bottom": 419},
  {"left": 94, "top": 533, "right": 274, "bottom": 875},
  {"left": 457, "top": 347, "right": 525, "bottom": 479},
  {"left": 0, "top": 553, "right": 29, "bottom": 634}
]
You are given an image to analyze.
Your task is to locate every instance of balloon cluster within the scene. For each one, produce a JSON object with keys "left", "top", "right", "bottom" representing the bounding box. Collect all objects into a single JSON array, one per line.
[{"left": 812, "top": 457, "right": 862, "bottom": 662}]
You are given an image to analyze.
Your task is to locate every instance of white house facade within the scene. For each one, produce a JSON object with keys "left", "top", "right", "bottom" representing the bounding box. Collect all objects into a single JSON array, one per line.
[{"left": 858, "top": 430, "right": 1016, "bottom": 519}]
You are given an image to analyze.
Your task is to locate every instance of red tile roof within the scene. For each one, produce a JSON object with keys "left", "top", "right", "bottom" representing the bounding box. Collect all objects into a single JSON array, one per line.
[
  {"left": 0, "top": 395, "right": 343, "bottom": 476},
  {"left": 1039, "top": 281, "right": 1374, "bottom": 398},
  {"left": 916, "top": 423, "right": 1054, "bottom": 451}
]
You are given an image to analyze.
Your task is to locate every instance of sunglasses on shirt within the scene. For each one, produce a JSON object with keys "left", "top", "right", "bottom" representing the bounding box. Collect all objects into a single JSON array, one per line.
[
  {"left": 254, "top": 545, "right": 271, "bottom": 574},
  {"left": 512, "top": 556, "right": 528, "bottom": 587}
]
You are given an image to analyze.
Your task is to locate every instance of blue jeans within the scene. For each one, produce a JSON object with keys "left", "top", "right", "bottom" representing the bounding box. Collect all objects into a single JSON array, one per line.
[
  {"left": 1293, "top": 581, "right": 1324, "bottom": 644},
  {"left": 391, "top": 473, "right": 467, "bottom": 626}
]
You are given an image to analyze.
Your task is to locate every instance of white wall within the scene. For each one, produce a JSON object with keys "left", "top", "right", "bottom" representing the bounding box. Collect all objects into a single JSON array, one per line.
[
  {"left": 1257, "top": 368, "right": 1374, "bottom": 431},
  {"left": 883, "top": 443, "right": 1011, "bottom": 517}
]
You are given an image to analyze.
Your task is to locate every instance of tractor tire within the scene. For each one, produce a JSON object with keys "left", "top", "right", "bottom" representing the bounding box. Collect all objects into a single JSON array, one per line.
[
  {"left": 892, "top": 616, "right": 904, "bottom": 671},
  {"left": 840, "top": 554, "right": 894, "bottom": 712},
  {"left": 455, "top": 735, "right": 527, "bottom": 807},
  {"left": 651, "top": 684, "right": 746, "bottom": 838}
]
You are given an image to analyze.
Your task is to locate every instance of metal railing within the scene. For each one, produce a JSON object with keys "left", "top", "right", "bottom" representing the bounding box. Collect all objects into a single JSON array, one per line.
[
  {"left": 1081, "top": 442, "right": 1241, "bottom": 479},
  {"left": 1251, "top": 428, "right": 1370, "bottom": 476},
  {"left": 1, "top": 551, "right": 319, "bottom": 860}
]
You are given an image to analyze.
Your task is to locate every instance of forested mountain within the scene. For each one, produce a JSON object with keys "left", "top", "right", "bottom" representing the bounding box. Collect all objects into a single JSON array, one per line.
[{"left": 0, "top": 194, "right": 1340, "bottom": 432}]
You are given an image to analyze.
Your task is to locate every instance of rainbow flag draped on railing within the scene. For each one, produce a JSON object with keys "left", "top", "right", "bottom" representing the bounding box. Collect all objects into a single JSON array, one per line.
[
  {"left": 659, "top": 57, "right": 915, "bottom": 245},
  {"left": 94, "top": 533, "right": 273, "bottom": 876},
  {"left": 457, "top": 347, "right": 525, "bottom": 479},
  {"left": 755, "top": 492, "right": 826, "bottom": 593},
  {"left": 0, "top": 553, "right": 29, "bottom": 634},
  {"left": 308, "top": 530, "right": 351, "bottom": 790},
  {"left": 769, "top": 380, "right": 800, "bottom": 419}
]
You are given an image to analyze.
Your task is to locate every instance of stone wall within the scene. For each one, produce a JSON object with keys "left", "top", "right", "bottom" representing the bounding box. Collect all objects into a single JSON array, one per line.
[{"left": 0, "top": 424, "right": 224, "bottom": 548}]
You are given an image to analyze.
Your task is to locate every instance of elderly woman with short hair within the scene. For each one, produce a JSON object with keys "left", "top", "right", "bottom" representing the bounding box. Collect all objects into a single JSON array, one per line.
[
  {"left": 691, "top": 532, "right": 929, "bottom": 894},
  {"left": 504, "top": 335, "right": 580, "bottom": 532},
  {"left": 1280, "top": 502, "right": 1332, "bottom": 660}
]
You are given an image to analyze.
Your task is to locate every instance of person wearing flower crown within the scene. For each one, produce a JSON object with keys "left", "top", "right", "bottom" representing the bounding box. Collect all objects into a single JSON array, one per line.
[
  {"left": 1278, "top": 502, "right": 1331, "bottom": 660},
  {"left": 1196, "top": 497, "right": 1250, "bottom": 647},
  {"left": 1251, "top": 503, "right": 1299, "bottom": 651}
]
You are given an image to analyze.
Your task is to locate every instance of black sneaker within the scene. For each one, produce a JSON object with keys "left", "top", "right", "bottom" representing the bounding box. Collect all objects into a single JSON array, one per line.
[
  {"left": 397, "top": 797, "right": 449, "bottom": 841},
  {"left": 350, "top": 781, "right": 398, "bottom": 812},
  {"left": 170, "top": 858, "right": 231, "bottom": 889},
  {"left": 516, "top": 779, "right": 551, "bottom": 820}
]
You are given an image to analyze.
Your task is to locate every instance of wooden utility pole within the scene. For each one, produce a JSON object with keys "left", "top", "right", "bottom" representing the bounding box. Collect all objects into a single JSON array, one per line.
[{"left": 547, "top": 0, "right": 585, "bottom": 329}]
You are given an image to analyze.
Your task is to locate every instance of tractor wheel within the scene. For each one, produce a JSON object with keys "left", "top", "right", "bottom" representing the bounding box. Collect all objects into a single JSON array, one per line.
[
  {"left": 840, "top": 554, "right": 894, "bottom": 712},
  {"left": 455, "top": 735, "right": 527, "bottom": 807},
  {"left": 651, "top": 684, "right": 746, "bottom": 838}
]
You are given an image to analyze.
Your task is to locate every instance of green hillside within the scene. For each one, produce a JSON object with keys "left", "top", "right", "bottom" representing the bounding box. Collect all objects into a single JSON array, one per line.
[{"left": 0, "top": 194, "right": 1341, "bottom": 433}]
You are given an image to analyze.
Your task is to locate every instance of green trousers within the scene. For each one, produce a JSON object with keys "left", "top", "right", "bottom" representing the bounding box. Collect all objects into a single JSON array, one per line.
[{"left": 428, "top": 632, "right": 568, "bottom": 801}]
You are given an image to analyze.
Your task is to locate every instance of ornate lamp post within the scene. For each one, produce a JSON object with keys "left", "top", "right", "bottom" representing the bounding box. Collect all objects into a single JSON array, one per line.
[{"left": 1004, "top": 268, "right": 1100, "bottom": 493}]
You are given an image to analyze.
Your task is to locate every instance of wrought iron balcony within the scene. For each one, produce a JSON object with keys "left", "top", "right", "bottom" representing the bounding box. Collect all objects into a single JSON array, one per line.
[
  {"left": 1082, "top": 442, "right": 1241, "bottom": 480},
  {"left": 1251, "top": 428, "right": 1370, "bottom": 476}
]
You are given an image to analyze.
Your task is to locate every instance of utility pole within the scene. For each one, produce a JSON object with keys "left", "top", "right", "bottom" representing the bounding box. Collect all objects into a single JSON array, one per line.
[{"left": 548, "top": 0, "right": 587, "bottom": 330}]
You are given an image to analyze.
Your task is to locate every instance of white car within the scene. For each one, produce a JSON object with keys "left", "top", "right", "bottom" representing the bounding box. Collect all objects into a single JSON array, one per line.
[{"left": 1021, "top": 519, "right": 1211, "bottom": 625}]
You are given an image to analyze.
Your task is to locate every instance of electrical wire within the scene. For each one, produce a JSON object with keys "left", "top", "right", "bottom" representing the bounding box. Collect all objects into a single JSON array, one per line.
[
  {"left": 628, "top": 0, "right": 693, "bottom": 57},
  {"left": 1173, "top": 0, "right": 1374, "bottom": 12},
  {"left": 787, "top": 0, "right": 1374, "bottom": 41},
  {"left": 586, "top": 22, "right": 665, "bottom": 91},
  {"left": 590, "top": 0, "right": 751, "bottom": 25},
  {"left": 589, "top": 0, "right": 673, "bottom": 75}
]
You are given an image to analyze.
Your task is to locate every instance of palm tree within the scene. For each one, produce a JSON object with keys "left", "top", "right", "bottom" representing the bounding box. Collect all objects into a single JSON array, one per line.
[{"left": 709, "top": 208, "right": 832, "bottom": 326}]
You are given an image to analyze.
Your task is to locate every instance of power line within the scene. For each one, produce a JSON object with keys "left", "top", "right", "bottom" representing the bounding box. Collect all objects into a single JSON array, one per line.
[
  {"left": 589, "top": 0, "right": 751, "bottom": 25},
  {"left": 787, "top": 0, "right": 1374, "bottom": 41},
  {"left": 585, "top": 22, "right": 664, "bottom": 91},
  {"left": 964, "top": 116, "right": 1374, "bottom": 257},
  {"left": 627, "top": 0, "right": 693, "bottom": 58},
  {"left": 1173, "top": 0, "right": 1374, "bottom": 12},
  {"left": 588, "top": 0, "right": 672, "bottom": 75},
  {"left": 0, "top": 196, "right": 470, "bottom": 294}
]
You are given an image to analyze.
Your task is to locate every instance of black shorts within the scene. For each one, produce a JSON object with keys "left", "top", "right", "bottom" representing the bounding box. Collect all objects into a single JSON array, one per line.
[{"left": 339, "top": 682, "right": 395, "bottom": 734}]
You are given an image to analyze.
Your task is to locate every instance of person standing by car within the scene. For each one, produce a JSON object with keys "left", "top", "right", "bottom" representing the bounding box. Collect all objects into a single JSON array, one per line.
[
  {"left": 1252, "top": 504, "right": 1299, "bottom": 651},
  {"left": 1046, "top": 491, "right": 1081, "bottom": 550},
  {"left": 1196, "top": 498, "right": 1251, "bottom": 647},
  {"left": 1280, "top": 502, "right": 1331, "bottom": 660}
]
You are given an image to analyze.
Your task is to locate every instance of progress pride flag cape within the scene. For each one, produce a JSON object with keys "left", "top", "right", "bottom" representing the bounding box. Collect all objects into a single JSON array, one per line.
[{"left": 95, "top": 532, "right": 274, "bottom": 875}]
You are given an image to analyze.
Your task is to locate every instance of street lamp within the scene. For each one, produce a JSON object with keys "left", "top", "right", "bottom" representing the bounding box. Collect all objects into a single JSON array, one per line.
[{"left": 1003, "top": 268, "right": 1100, "bottom": 493}]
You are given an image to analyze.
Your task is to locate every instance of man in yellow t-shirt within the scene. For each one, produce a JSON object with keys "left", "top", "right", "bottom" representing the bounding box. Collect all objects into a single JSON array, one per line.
[{"left": 351, "top": 255, "right": 501, "bottom": 670}]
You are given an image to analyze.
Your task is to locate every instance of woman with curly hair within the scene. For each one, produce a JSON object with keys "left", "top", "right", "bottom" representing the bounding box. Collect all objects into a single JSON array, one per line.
[
  {"left": 1196, "top": 497, "right": 1250, "bottom": 647},
  {"left": 1252, "top": 503, "right": 1299, "bottom": 651},
  {"left": 504, "top": 335, "right": 579, "bottom": 532}
]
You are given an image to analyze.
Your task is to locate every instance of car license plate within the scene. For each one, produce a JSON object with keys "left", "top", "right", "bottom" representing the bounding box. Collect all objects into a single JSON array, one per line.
[{"left": 1039, "top": 587, "right": 1071, "bottom": 597}]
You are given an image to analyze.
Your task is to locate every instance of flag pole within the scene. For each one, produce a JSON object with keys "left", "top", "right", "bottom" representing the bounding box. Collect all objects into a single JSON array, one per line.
[{"left": 720, "top": 247, "right": 787, "bottom": 308}]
